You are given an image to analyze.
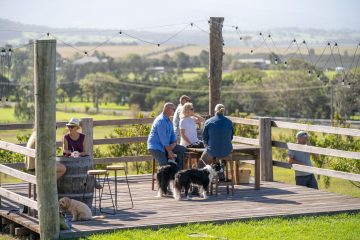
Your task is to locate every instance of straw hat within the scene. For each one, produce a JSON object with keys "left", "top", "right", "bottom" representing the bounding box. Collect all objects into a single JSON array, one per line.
[{"left": 66, "top": 117, "right": 80, "bottom": 127}]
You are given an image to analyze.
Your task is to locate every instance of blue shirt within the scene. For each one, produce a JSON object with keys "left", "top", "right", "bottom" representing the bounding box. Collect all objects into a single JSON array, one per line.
[
  {"left": 203, "top": 114, "right": 234, "bottom": 157},
  {"left": 147, "top": 113, "right": 177, "bottom": 152}
]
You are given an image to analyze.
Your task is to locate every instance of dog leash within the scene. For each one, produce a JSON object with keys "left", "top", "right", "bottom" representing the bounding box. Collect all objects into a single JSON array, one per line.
[{"left": 199, "top": 158, "right": 207, "bottom": 167}]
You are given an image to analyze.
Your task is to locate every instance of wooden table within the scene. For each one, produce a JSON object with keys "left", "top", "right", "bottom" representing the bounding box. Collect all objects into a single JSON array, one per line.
[{"left": 185, "top": 144, "right": 260, "bottom": 190}]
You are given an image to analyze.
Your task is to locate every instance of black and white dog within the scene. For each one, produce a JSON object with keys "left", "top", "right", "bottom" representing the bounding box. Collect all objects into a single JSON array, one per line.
[
  {"left": 173, "top": 163, "right": 221, "bottom": 200},
  {"left": 156, "top": 160, "right": 178, "bottom": 197}
]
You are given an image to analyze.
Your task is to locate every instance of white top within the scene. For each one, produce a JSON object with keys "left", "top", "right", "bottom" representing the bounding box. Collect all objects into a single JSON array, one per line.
[{"left": 179, "top": 117, "right": 199, "bottom": 146}]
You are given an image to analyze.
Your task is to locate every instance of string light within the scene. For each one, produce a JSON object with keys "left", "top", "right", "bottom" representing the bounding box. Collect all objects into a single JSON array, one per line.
[
  {"left": 0, "top": 22, "right": 359, "bottom": 92},
  {"left": 317, "top": 74, "right": 321, "bottom": 81}
]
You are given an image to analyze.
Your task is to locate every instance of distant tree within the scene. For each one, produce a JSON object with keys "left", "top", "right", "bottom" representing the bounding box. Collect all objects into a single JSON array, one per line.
[
  {"left": 198, "top": 50, "right": 209, "bottom": 67},
  {"left": 174, "top": 52, "right": 190, "bottom": 69},
  {"left": 79, "top": 73, "right": 118, "bottom": 113}
]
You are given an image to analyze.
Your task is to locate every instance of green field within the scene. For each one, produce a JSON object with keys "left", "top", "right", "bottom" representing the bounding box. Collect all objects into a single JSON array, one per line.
[
  {"left": 56, "top": 102, "right": 129, "bottom": 111},
  {"left": 79, "top": 213, "right": 360, "bottom": 240}
]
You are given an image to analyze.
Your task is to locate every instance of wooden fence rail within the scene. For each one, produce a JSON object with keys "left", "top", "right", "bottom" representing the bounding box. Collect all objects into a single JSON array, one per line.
[
  {"left": 272, "top": 140, "right": 360, "bottom": 160},
  {"left": 272, "top": 120, "right": 360, "bottom": 137},
  {"left": 273, "top": 160, "right": 360, "bottom": 182}
]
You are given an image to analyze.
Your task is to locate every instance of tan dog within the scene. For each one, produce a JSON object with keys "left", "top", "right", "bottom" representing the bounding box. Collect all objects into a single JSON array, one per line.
[{"left": 59, "top": 197, "right": 95, "bottom": 221}]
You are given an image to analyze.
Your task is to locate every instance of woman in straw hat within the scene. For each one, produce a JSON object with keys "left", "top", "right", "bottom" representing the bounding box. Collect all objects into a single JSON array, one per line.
[{"left": 63, "top": 117, "right": 87, "bottom": 157}]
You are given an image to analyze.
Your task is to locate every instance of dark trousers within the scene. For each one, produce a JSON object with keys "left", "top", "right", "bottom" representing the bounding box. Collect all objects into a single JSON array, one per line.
[
  {"left": 149, "top": 144, "right": 185, "bottom": 170},
  {"left": 296, "top": 174, "right": 318, "bottom": 189}
]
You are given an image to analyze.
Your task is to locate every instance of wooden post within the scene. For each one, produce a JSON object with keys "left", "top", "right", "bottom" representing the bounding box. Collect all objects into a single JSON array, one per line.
[
  {"left": 80, "top": 117, "right": 93, "bottom": 158},
  {"left": 259, "top": 117, "right": 273, "bottom": 181},
  {"left": 34, "top": 39, "right": 59, "bottom": 239},
  {"left": 208, "top": 17, "right": 224, "bottom": 116}
]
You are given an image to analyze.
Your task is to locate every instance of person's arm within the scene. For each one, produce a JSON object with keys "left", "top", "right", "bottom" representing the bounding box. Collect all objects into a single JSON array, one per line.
[
  {"left": 80, "top": 135, "right": 87, "bottom": 156},
  {"left": 63, "top": 135, "right": 70, "bottom": 154},
  {"left": 180, "top": 129, "right": 191, "bottom": 146},
  {"left": 192, "top": 114, "right": 204, "bottom": 124},
  {"left": 202, "top": 123, "right": 209, "bottom": 146},
  {"left": 156, "top": 120, "right": 175, "bottom": 158},
  {"left": 288, "top": 156, "right": 305, "bottom": 165}
]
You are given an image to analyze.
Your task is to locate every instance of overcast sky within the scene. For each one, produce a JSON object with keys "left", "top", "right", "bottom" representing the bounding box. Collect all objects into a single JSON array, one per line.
[{"left": 2, "top": 0, "right": 360, "bottom": 31}]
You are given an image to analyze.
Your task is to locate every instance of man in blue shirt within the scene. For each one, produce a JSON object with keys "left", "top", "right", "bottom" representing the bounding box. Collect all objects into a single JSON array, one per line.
[
  {"left": 200, "top": 104, "right": 234, "bottom": 165},
  {"left": 148, "top": 102, "right": 185, "bottom": 170},
  {"left": 288, "top": 131, "right": 318, "bottom": 189}
]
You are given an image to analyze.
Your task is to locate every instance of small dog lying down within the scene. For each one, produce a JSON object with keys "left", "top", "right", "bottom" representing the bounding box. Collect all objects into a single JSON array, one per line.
[
  {"left": 59, "top": 197, "right": 104, "bottom": 221},
  {"left": 173, "top": 163, "right": 221, "bottom": 200},
  {"left": 156, "top": 160, "right": 178, "bottom": 197}
]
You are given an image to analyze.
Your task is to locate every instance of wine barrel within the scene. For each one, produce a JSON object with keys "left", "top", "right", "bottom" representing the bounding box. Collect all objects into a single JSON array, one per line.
[{"left": 56, "top": 155, "right": 94, "bottom": 208}]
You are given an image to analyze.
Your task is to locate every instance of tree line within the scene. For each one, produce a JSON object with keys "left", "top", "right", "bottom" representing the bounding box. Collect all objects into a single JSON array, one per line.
[{"left": 1, "top": 45, "right": 359, "bottom": 121}]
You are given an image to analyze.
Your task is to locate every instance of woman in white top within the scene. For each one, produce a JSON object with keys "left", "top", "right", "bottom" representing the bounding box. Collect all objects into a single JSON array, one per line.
[{"left": 179, "top": 102, "right": 204, "bottom": 147}]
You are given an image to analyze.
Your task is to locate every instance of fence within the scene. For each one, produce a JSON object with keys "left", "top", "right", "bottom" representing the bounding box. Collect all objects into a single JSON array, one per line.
[{"left": 0, "top": 116, "right": 360, "bottom": 221}]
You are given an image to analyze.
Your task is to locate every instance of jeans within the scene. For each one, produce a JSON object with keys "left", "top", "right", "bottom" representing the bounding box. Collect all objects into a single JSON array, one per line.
[
  {"left": 295, "top": 174, "right": 318, "bottom": 189},
  {"left": 149, "top": 144, "right": 186, "bottom": 170}
]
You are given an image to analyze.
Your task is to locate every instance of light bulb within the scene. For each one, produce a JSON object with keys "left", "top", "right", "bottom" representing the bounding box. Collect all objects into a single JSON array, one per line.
[
  {"left": 250, "top": 50, "right": 254, "bottom": 54},
  {"left": 274, "top": 58, "right": 278, "bottom": 64},
  {"left": 317, "top": 75, "right": 321, "bottom": 81},
  {"left": 308, "top": 70, "right": 312, "bottom": 77},
  {"left": 284, "top": 61, "right": 288, "bottom": 67},
  {"left": 342, "top": 79, "right": 345, "bottom": 86}
]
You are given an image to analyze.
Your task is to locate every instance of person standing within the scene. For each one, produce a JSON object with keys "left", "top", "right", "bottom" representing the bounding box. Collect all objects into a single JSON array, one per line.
[
  {"left": 288, "top": 131, "right": 319, "bottom": 189},
  {"left": 173, "top": 95, "right": 191, "bottom": 140},
  {"left": 148, "top": 102, "right": 186, "bottom": 170}
]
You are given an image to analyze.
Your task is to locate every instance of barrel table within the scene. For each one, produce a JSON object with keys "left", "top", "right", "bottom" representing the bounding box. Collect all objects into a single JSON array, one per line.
[{"left": 56, "top": 155, "right": 94, "bottom": 208}]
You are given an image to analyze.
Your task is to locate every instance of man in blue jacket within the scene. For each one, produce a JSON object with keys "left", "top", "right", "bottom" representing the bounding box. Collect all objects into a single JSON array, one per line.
[
  {"left": 200, "top": 104, "right": 234, "bottom": 164},
  {"left": 147, "top": 102, "right": 185, "bottom": 170}
]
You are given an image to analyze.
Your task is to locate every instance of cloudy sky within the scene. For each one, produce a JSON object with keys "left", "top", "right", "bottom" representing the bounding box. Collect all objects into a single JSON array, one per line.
[{"left": 2, "top": 0, "right": 359, "bottom": 30}]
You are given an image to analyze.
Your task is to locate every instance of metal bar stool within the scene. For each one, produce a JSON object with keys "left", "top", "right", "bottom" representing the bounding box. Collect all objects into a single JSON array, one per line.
[
  {"left": 106, "top": 165, "right": 134, "bottom": 210},
  {"left": 87, "top": 170, "right": 116, "bottom": 215}
]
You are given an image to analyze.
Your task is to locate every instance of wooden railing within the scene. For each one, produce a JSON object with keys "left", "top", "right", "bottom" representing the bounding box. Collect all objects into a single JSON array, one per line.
[
  {"left": 0, "top": 116, "right": 359, "bottom": 200},
  {"left": 0, "top": 141, "right": 38, "bottom": 213},
  {"left": 271, "top": 120, "right": 360, "bottom": 182}
]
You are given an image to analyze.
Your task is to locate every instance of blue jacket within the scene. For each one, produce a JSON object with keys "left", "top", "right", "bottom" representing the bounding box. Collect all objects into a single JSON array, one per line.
[
  {"left": 203, "top": 114, "right": 234, "bottom": 157},
  {"left": 147, "top": 113, "right": 176, "bottom": 152}
]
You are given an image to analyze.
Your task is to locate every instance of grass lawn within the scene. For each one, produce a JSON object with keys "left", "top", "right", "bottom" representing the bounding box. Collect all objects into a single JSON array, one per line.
[
  {"left": 78, "top": 213, "right": 360, "bottom": 240},
  {"left": 56, "top": 102, "right": 129, "bottom": 111},
  {"left": 0, "top": 107, "right": 128, "bottom": 124}
]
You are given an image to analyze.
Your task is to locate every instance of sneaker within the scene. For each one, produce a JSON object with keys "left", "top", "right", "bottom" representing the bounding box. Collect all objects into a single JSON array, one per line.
[{"left": 95, "top": 181, "right": 103, "bottom": 189}]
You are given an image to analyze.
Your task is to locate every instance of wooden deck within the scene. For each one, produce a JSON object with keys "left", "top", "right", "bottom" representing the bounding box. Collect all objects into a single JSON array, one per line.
[{"left": 1, "top": 175, "right": 360, "bottom": 239}]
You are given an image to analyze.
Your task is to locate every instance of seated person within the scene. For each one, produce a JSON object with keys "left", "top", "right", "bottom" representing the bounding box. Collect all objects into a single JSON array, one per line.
[
  {"left": 26, "top": 129, "right": 66, "bottom": 179},
  {"left": 179, "top": 102, "right": 204, "bottom": 148},
  {"left": 200, "top": 104, "right": 234, "bottom": 167},
  {"left": 147, "top": 103, "right": 186, "bottom": 170},
  {"left": 63, "top": 118, "right": 87, "bottom": 157}
]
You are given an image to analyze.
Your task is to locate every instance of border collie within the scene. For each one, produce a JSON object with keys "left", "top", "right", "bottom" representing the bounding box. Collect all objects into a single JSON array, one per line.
[
  {"left": 156, "top": 161, "right": 178, "bottom": 197},
  {"left": 173, "top": 163, "right": 221, "bottom": 200}
]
